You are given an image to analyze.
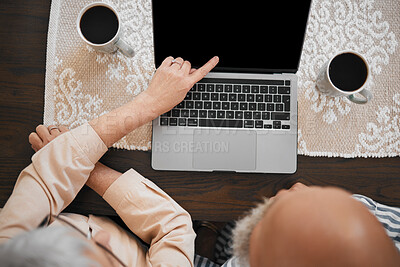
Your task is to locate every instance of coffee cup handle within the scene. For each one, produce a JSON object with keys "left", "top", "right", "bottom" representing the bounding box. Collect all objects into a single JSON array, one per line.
[
  {"left": 347, "top": 89, "right": 373, "bottom": 104},
  {"left": 115, "top": 38, "right": 134, "bottom": 58}
]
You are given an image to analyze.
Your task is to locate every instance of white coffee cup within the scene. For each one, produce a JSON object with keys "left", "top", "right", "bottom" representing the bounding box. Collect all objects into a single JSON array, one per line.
[
  {"left": 77, "top": 2, "right": 134, "bottom": 57},
  {"left": 316, "top": 50, "right": 372, "bottom": 104}
]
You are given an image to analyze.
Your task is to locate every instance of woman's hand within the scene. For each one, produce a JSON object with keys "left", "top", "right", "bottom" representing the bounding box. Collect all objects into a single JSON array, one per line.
[
  {"left": 141, "top": 56, "right": 219, "bottom": 116},
  {"left": 89, "top": 56, "right": 219, "bottom": 147}
]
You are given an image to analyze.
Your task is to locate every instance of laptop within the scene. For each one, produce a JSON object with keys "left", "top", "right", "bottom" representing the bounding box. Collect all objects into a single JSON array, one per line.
[{"left": 151, "top": 1, "right": 312, "bottom": 173}]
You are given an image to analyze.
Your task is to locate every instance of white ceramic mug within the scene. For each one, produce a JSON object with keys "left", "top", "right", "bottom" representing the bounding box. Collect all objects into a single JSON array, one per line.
[
  {"left": 316, "top": 51, "right": 372, "bottom": 104},
  {"left": 77, "top": 2, "right": 134, "bottom": 57}
]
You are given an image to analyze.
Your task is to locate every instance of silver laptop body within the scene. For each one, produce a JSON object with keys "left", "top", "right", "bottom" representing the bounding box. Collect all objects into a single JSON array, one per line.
[
  {"left": 152, "top": 71, "right": 297, "bottom": 173},
  {"left": 151, "top": 1, "right": 311, "bottom": 173}
]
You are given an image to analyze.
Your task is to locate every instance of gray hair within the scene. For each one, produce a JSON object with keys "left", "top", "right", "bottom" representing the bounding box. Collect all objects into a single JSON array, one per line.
[
  {"left": 0, "top": 226, "right": 97, "bottom": 267},
  {"left": 231, "top": 197, "right": 272, "bottom": 265}
]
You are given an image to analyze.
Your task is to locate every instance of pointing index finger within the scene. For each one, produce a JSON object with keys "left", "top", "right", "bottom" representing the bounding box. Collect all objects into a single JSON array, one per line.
[{"left": 190, "top": 56, "right": 219, "bottom": 82}]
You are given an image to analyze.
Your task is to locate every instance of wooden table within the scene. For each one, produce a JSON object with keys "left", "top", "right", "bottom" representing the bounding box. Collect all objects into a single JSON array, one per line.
[{"left": 1, "top": 0, "right": 399, "bottom": 222}]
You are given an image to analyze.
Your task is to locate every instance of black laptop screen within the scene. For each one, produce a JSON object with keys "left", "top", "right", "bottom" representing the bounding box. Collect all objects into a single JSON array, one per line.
[{"left": 152, "top": 1, "right": 312, "bottom": 73}]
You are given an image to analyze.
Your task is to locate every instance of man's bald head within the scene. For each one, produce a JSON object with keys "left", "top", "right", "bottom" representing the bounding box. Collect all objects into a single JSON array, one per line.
[{"left": 249, "top": 186, "right": 400, "bottom": 266}]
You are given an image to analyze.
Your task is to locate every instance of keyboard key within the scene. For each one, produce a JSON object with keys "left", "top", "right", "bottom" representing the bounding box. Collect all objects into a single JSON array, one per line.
[
  {"left": 178, "top": 118, "right": 186, "bottom": 126},
  {"left": 265, "top": 95, "right": 272, "bottom": 102},
  {"left": 247, "top": 94, "right": 255, "bottom": 102},
  {"left": 169, "top": 118, "right": 177, "bottom": 126},
  {"left": 273, "top": 95, "right": 281, "bottom": 102},
  {"left": 226, "top": 111, "right": 234, "bottom": 118},
  {"left": 267, "top": 103, "right": 274, "bottom": 111},
  {"left": 283, "top": 95, "right": 290, "bottom": 111},
  {"left": 257, "top": 103, "right": 266, "bottom": 111},
  {"left": 231, "top": 102, "right": 239, "bottom": 110},
  {"left": 177, "top": 101, "right": 185, "bottom": 108},
  {"left": 276, "top": 104, "right": 284, "bottom": 111},
  {"left": 253, "top": 112, "right": 261, "bottom": 119},
  {"left": 234, "top": 85, "right": 241, "bottom": 93},
  {"left": 204, "top": 101, "right": 212, "bottom": 109},
  {"left": 197, "top": 84, "right": 206, "bottom": 91},
  {"left": 199, "top": 110, "right": 207, "bottom": 118},
  {"left": 262, "top": 112, "right": 270, "bottom": 120},
  {"left": 244, "top": 111, "right": 252, "bottom": 119},
  {"left": 264, "top": 124, "right": 272, "bottom": 129},
  {"left": 271, "top": 112, "right": 290, "bottom": 120},
  {"left": 216, "top": 84, "right": 224, "bottom": 92},
  {"left": 285, "top": 80, "right": 291, "bottom": 86},
  {"left": 278, "top": 86, "right": 290, "bottom": 94},
  {"left": 195, "top": 101, "right": 203, "bottom": 109},
  {"left": 220, "top": 93, "right": 228, "bottom": 101},
  {"left": 255, "top": 120, "right": 263, "bottom": 128},
  {"left": 193, "top": 92, "right": 201, "bottom": 100},
  {"left": 260, "top": 86, "right": 268, "bottom": 93},
  {"left": 211, "top": 93, "right": 219, "bottom": 101},
  {"left": 181, "top": 110, "right": 189, "bottom": 117},
  {"left": 160, "top": 118, "right": 168, "bottom": 126},
  {"left": 282, "top": 125, "right": 290, "bottom": 129},
  {"left": 184, "top": 92, "right": 192, "bottom": 100},
  {"left": 222, "top": 102, "right": 230, "bottom": 110},
  {"left": 191, "top": 84, "right": 197, "bottom": 91},
  {"left": 238, "top": 94, "right": 246, "bottom": 101},
  {"left": 251, "top": 86, "right": 259, "bottom": 93},
  {"left": 172, "top": 109, "right": 180, "bottom": 117},
  {"left": 202, "top": 93, "right": 210, "bottom": 100},
  {"left": 242, "top": 85, "right": 250, "bottom": 93},
  {"left": 240, "top": 103, "right": 248, "bottom": 110},
  {"left": 235, "top": 111, "right": 243, "bottom": 119},
  {"left": 212, "top": 102, "right": 221, "bottom": 110},
  {"left": 199, "top": 119, "right": 243, "bottom": 128},
  {"left": 186, "top": 101, "right": 194, "bottom": 109},
  {"left": 207, "top": 84, "right": 215, "bottom": 92},
  {"left": 229, "top": 94, "right": 237, "bottom": 101},
  {"left": 188, "top": 118, "right": 198, "bottom": 126},
  {"left": 273, "top": 121, "right": 281, "bottom": 129},
  {"left": 256, "top": 94, "right": 264, "bottom": 102},
  {"left": 208, "top": 110, "right": 216, "bottom": 118},
  {"left": 224, "top": 84, "right": 233, "bottom": 92},
  {"left": 244, "top": 120, "right": 254, "bottom": 128},
  {"left": 217, "top": 111, "right": 225, "bottom": 118},
  {"left": 249, "top": 103, "right": 256, "bottom": 110},
  {"left": 269, "top": 86, "right": 277, "bottom": 94},
  {"left": 282, "top": 95, "right": 290, "bottom": 104},
  {"left": 190, "top": 110, "right": 198, "bottom": 117}
]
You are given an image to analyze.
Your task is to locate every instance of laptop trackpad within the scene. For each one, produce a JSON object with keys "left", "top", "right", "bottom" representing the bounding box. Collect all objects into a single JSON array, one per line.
[{"left": 193, "top": 129, "right": 256, "bottom": 171}]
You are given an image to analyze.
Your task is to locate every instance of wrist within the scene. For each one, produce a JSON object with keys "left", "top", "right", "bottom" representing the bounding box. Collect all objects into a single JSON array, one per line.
[
  {"left": 86, "top": 162, "right": 122, "bottom": 197},
  {"left": 134, "top": 91, "right": 163, "bottom": 121}
]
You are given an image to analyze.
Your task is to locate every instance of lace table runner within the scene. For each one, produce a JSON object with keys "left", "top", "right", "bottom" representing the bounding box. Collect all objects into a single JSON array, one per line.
[{"left": 44, "top": 0, "right": 399, "bottom": 157}]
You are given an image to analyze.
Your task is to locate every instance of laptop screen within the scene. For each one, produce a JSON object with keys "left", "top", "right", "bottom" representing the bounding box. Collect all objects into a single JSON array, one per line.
[{"left": 152, "top": 1, "right": 312, "bottom": 73}]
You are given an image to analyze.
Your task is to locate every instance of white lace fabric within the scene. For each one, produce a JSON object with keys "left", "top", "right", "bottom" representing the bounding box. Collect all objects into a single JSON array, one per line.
[{"left": 44, "top": 0, "right": 399, "bottom": 157}]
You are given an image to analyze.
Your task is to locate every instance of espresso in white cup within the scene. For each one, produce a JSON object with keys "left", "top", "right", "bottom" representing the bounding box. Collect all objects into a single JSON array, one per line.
[
  {"left": 77, "top": 2, "right": 134, "bottom": 57},
  {"left": 316, "top": 51, "right": 372, "bottom": 104}
]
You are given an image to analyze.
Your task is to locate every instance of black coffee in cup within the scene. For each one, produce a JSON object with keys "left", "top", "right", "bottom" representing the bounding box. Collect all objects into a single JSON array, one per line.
[
  {"left": 328, "top": 52, "right": 368, "bottom": 92},
  {"left": 80, "top": 6, "right": 119, "bottom": 45}
]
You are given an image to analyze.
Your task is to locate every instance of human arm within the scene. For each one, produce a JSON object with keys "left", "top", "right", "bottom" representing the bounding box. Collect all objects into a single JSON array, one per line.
[
  {"left": 89, "top": 56, "right": 219, "bottom": 147},
  {"left": 102, "top": 169, "right": 196, "bottom": 266},
  {"left": 0, "top": 56, "right": 218, "bottom": 246}
]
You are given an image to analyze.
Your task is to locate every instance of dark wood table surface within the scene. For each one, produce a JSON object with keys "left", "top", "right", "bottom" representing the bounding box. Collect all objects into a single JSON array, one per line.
[{"left": 1, "top": 0, "right": 399, "bottom": 222}]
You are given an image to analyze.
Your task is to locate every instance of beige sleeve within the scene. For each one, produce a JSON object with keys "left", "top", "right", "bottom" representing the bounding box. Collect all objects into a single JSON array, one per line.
[
  {"left": 0, "top": 123, "right": 107, "bottom": 243},
  {"left": 103, "top": 169, "right": 196, "bottom": 267}
]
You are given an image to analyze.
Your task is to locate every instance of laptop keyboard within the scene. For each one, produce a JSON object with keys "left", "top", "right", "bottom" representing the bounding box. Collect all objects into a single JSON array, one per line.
[{"left": 160, "top": 78, "right": 292, "bottom": 129}]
